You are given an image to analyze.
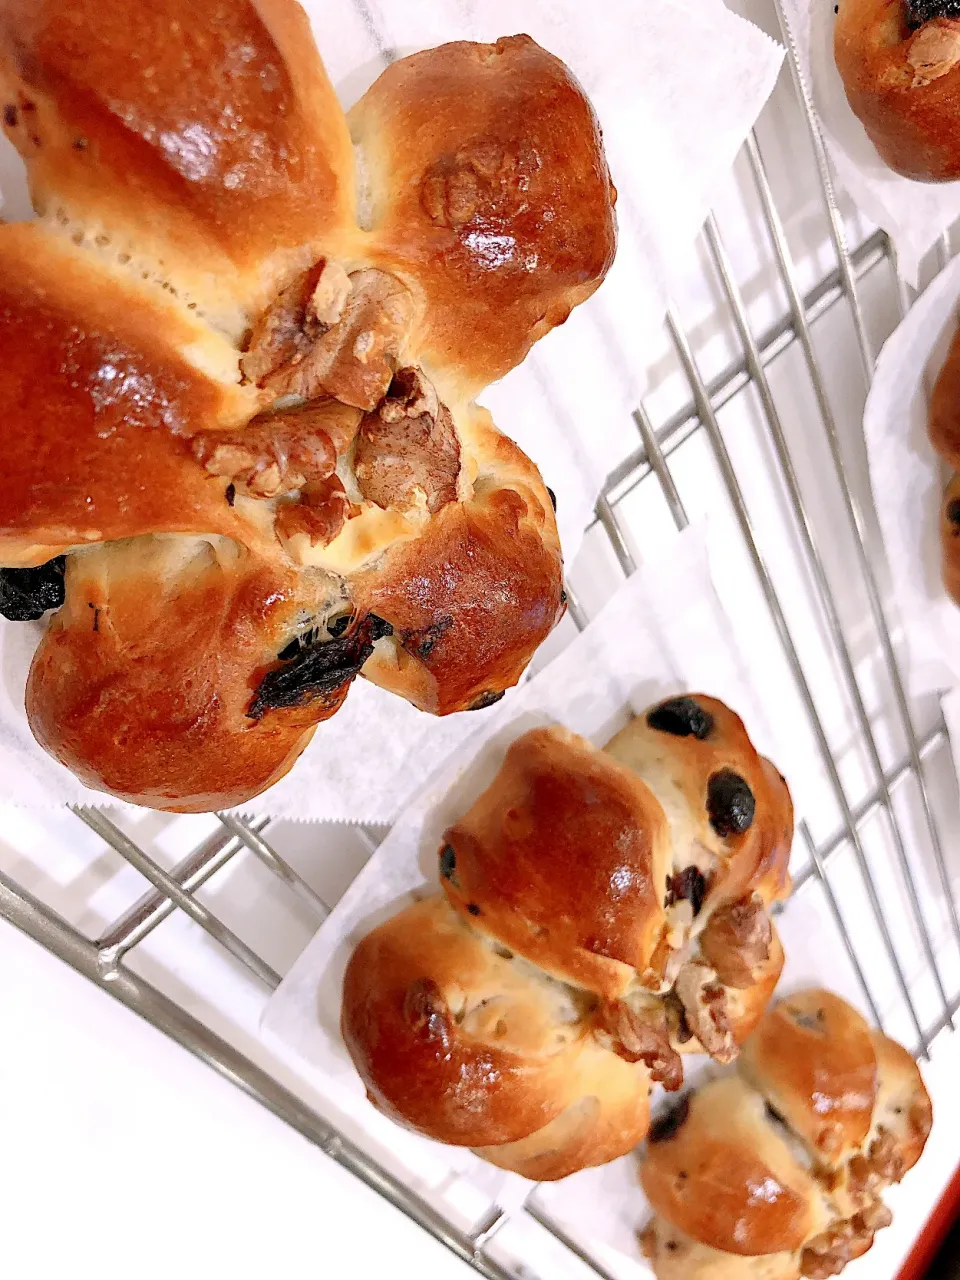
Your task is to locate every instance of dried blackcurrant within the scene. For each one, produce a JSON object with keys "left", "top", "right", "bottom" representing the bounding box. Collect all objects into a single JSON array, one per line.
[
  {"left": 647, "top": 696, "right": 713, "bottom": 740},
  {"left": 249, "top": 614, "right": 392, "bottom": 719},
  {"left": 546, "top": 487, "right": 557, "bottom": 511},
  {"left": 665, "top": 866, "right": 708, "bottom": 916},
  {"left": 0, "top": 557, "right": 66, "bottom": 621},
  {"left": 439, "top": 844, "right": 457, "bottom": 882},
  {"left": 948, "top": 497, "right": 960, "bottom": 531},
  {"left": 648, "top": 1096, "right": 690, "bottom": 1144},
  {"left": 707, "top": 769, "right": 756, "bottom": 837}
]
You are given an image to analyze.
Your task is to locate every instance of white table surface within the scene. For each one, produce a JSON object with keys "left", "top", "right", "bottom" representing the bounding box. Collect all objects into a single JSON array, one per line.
[{"left": 0, "top": 914, "right": 470, "bottom": 1280}]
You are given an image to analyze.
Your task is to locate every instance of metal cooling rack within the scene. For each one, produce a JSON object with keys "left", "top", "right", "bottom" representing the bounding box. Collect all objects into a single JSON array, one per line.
[{"left": 1, "top": 3, "right": 959, "bottom": 1277}]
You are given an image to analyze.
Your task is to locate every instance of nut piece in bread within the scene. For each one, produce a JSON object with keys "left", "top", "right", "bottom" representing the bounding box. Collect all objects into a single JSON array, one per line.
[
  {"left": 0, "top": 3, "right": 617, "bottom": 810},
  {"left": 342, "top": 699, "right": 793, "bottom": 1178},
  {"left": 835, "top": 0, "right": 960, "bottom": 181}
]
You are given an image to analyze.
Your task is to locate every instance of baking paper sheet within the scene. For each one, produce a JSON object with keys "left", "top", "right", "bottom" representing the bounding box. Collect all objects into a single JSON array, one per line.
[
  {"left": 0, "top": 0, "right": 785, "bottom": 822},
  {"left": 779, "top": 0, "right": 960, "bottom": 285},
  {"left": 863, "top": 253, "right": 960, "bottom": 696},
  {"left": 260, "top": 520, "right": 926, "bottom": 1266}
]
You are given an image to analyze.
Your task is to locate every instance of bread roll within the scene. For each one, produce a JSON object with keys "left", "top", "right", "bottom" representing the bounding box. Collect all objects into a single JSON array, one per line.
[
  {"left": 342, "top": 699, "right": 792, "bottom": 1178},
  {"left": 0, "top": 4, "right": 616, "bottom": 809},
  {"left": 835, "top": 0, "right": 960, "bottom": 182},
  {"left": 640, "top": 989, "right": 933, "bottom": 1279}
]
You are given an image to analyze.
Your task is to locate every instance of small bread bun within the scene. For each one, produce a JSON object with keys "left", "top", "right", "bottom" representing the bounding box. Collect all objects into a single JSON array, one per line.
[
  {"left": 639, "top": 989, "right": 932, "bottom": 1280},
  {"left": 835, "top": 0, "right": 960, "bottom": 182},
  {"left": 341, "top": 700, "right": 792, "bottom": 1178}
]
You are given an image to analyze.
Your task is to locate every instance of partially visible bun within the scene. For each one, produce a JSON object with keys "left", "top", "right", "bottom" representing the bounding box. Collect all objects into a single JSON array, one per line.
[
  {"left": 641, "top": 1078, "right": 831, "bottom": 1257},
  {"left": 835, "top": 0, "right": 960, "bottom": 182},
  {"left": 639, "top": 989, "right": 932, "bottom": 1280},
  {"left": 738, "top": 990, "right": 877, "bottom": 1166}
]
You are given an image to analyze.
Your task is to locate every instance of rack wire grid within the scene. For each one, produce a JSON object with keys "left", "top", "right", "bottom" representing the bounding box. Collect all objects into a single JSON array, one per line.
[{"left": 2, "top": 3, "right": 960, "bottom": 1278}]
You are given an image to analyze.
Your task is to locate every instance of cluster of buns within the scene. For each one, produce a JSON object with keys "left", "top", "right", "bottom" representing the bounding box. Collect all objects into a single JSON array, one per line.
[
  {"left": 341, "top": 695, "right": 793, "bottom": 1179},
  {"left": 640, "top": 989, "right": 933, "bottom": 1279},
  {"left": 835, "top": 0, "right": 960, "bottom": 181},
  {"left": 0, "top": 0, "right": 617, "bottom": 811}
]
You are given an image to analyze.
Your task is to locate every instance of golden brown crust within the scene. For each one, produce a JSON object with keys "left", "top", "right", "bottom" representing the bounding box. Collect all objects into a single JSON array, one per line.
[
  {"left": 938, "top": 472, "right": 960, "bottom": 605},
  {"left": 835, "top": 1, "right": 960, "bottom": 182},
  {"left": 639, "top": 990, "right": 932, "bottom": 1280},
  {"left": 641, "top": 1079, "right": 831, "bottom": 1257},
  {"left": 25, "top": 538, "right": 353, "bottom": 811},
  {"left": 739, "top": 990, "right": 878, "bottom": 1167},
  {"left": 0, "top": 0, "right": 355, "bottom": 333},
  {"left": 0, "top": 11, "right": 608, "bottom": 810},
  {"left": 869, "top": 1032, "right": 933, "bottom": 1178},
  {"left": 350, "top": 34, "right": 617, "bottom": 400},
  {"left": 342, "top": 702, "right": 792, "bottom": 1178},
  {"left": 354, "top": 418, "right": 563, "bottom": 716},
  {"left": 442, "top": 727, "right": 671, "bottom": 999},
  {"left": 341, "top": 894, "right": 650, "bottom": 1169},
  {"left": 929, "top": 329, "right": 960, "bottom": 605},
  {"left": 640, "top": 1218, "right": 801, "bottom": 1280},
  {"left": 0, "top": 224, "right": 262, "bottom": 565}
]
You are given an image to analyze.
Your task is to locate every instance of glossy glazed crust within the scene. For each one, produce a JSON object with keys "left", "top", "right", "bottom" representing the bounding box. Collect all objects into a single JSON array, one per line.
[
  {"left": 342, "top": 703, "right": 793, "bottom": 1178},
  {"left": 604, "top": 696, "right": 794, "bottom": 913},
  {"left": 639, "top": 990, "right": 933, "bottom": 1280},
  {"left": 0, "top": 3, "right": 608, "bottom": 808},
  {"left": 0, "top": 224, "right": 261, "bottom": 566},
  {"left": 25, "top": 538, "right": 345, "bottom": 811},
  {"left": 340, "top": 894, "right": 650, "bottom": 1172},
  {"left": 441, "top": 726, "right": 671, "bottom": 998},
  {"left": 738, "top": 990, "right": 877, "bottom": 1167},
  {"left": 0, "top": 0, "right": 355, "bottom": 334},
  {"left": 835, "top": 0, "right": 960, "bottom": 182},
  {"left": 351, "top": 34, "right": 617, "bottom": 402},
  {"left": 355, "top": 411, "right": 563, "bottom": 716},
  {"left": 641, "top": 1079, "right": 830, "bottom": 1257}
]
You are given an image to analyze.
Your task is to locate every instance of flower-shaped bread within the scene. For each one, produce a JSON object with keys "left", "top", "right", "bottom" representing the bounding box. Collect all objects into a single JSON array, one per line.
[{"left": 0, "top": 0, "right": 616, "bottom": 810}]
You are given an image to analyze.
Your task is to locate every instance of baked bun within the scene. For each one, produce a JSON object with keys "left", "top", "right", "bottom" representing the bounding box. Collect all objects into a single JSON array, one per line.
[
  {"left": 642, "top": 1079, "right": 834, "bottom": 1257},
  {"left": 835, "top": 1, "right": 960, "bottom": 182},
  {"left": 640, "top": 989, "right": 932, "bottom": 1279},
  {"left": 927, "top": 327, "right": 960, "bottom": 605},
  {"left": 738, "top": 990, "right": 877, "bottom": 1167},
  {"left": 0, "top": 4, "right": 615, "bottom": 810},
  {"left": 341, "top": 699, "right": 792, "bottom": 1178}
]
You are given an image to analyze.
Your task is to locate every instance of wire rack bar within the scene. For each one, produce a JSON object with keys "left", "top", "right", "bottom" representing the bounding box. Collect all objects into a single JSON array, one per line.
[
  {"left": 604, "top": 228, "right": 889, "bottom": 499},
  {"left": 704, "top": 211, "right": 951, "bottom": 1017},
  {"left": 215, "top": 813, "right": 331, "bottom": 918},
  {"left": 664, "top": 300, "right": 928, "bottom": 1050},
  {"left": 75, "top": 807, "right": 281, "bottom": 989},
  {"left": 744, "top": 132, "right": 960, "bottom": 984},
  {"left": 96, "top": 817, "right": 272, "bottom": 961}
]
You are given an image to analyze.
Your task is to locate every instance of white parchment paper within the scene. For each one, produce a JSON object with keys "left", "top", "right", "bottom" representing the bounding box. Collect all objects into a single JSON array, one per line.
[
  {"left": 0, "top": 0, "right": 785, "bottom": 822},
  {"left": 779, "top": 0, "right": 960, "bottom": 286},
  {"left": 863, "top": 254, "right": 960, "bottom": 695}
]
